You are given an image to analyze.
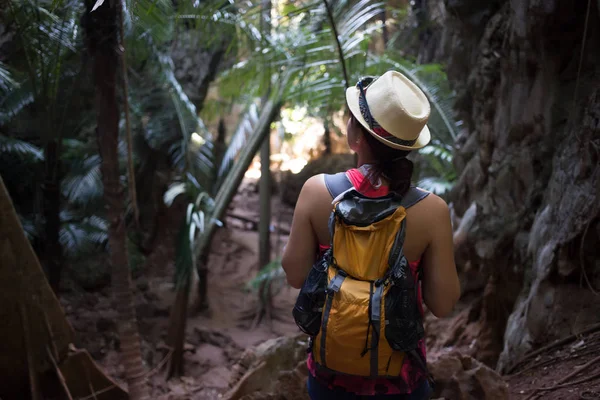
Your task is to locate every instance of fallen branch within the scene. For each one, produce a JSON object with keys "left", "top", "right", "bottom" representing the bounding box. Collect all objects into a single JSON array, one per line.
[
  {"left": 524, "top": 354, "right": 600, "bottom": 400},
  {"left": 509, "top": 322, "right": 600, "bottom": 374},
  {"left": 46, "top": 347, "right": 74, "bottom": 400},
  {"left": 510, "top": 344, "right": 600, "bottom": 379},
  {"left": 537, "top": 371, "right": 600, "bottom": 391},
  {"left": 226, "top": 212, "right": 290, "bottom": 235},
  {"left": 579, "top": 220, "right": 598, "bottom": 296},
  {"left": 77, "top": 349, "right": 174, "bottom": 400}
]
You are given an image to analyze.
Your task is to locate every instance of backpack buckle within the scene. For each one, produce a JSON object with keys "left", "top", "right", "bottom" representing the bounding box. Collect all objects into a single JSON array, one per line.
[{"left": 327, "top": 270, "right": 347, "bottom": 293}]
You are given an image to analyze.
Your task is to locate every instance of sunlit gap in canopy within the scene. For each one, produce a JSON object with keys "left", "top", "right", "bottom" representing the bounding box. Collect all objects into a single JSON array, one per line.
[{"left": 244, "top": 105, "right": 333, "bottom": 179}]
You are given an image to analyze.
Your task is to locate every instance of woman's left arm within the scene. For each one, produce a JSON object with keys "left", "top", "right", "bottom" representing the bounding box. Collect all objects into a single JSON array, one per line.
[{"left": 281, "top": 175, "right": 321, "bottom": 288}]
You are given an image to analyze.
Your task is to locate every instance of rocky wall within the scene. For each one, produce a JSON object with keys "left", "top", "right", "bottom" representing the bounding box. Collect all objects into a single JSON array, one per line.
[{"left": 418, "top": 0, "right": 600, "bottom": 371}]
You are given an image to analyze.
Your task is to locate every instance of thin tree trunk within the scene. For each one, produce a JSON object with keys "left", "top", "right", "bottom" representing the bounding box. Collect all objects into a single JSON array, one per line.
[
  {"left": 323, "top": 119, "right": 332, "bottom": 155},
  {"left": 43, "top": 139, "right": 62, "bottom": 294},
  {"left": 259, "top": 137, "right": 271, "bottom": 269},
  {"left": 254, "top": 135, "right": 272, "bottom": 328},
  {"left": 195, "top": 248, "right": 210, "bottom": 312},
  {"left": 85, "top": 1, "right": 149, "bottom": 398},
  {"left": 252, "top": 0, "right": 274, "bottom": 328},
  {"left": 165, "top": 277, "right": 190, "bottom": 379},
  {"left": 117, "top": 0, "right": 139, "bottom": 228},
  {"left": 380, "top": 9, "right": 388, "bottom": 47}
]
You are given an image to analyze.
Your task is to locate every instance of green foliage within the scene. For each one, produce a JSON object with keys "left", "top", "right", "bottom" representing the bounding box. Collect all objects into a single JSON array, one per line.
[
  {"left": 246, "top": 259, "right": 285, "bottom": 291},
  {"left": 59, "top": 212, "right": 108, "bottom": 258},
  {"left": 169, "top": 191, "right": 215, "bottom": 288},
  {"left": 0, "top": 135, "right": 44, "bottom": 161},
  {"left": 215, "top": 102, "right": 260, "bottom": 188},
  {"left": 246, "top": 259, "right": 286, "bottom": 302}
]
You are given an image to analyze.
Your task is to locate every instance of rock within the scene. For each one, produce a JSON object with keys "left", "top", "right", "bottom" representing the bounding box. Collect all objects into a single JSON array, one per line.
[
  {"left": 69, "top": 258, "right": 110, "bottom": 290},
  {"left": 428, "top": 351, "right": 509, "bottom": 400},
  {"left": 184, "top": 342, "right": 196, "bottom": 353},
  {"left": 222, "top": 334, "right": 310, "bottom": 400}
]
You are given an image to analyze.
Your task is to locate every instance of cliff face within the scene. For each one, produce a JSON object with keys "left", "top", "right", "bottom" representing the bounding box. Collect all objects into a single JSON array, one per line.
[{"left": 419, "top": 0, "right": 600, "bottom": 371}]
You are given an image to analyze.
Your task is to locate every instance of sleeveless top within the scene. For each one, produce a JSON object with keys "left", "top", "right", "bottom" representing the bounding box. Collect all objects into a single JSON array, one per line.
[{"left": 306, "top": 168, "right": 428, "bottom": 395}]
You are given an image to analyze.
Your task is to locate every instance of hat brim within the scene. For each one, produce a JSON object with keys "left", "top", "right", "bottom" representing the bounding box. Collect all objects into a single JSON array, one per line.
[{"left": 345, "top": 86, "right": 431, "bottom": 151}]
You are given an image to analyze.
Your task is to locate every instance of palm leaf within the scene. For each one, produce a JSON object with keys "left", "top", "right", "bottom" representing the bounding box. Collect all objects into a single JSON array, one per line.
[
  {"left": 0, "top": 80, "right": 35, "bottom": 125},
  {"left": 164, "top": 182, "right": 188, "bottom": 207},
  {"left": 60, "top": 212, "right": 109, "bottom": 257},
  {"left": 417, "top": 177, "right": 454, "bottom": 196},
  {"left": 215, "top": 102, "right": 260, "bottom": 187},
  {"left": 62, "top": 154, "right": 103, "bottom": 205},
  {"left": 0, "top": 135, "right": 44, "bottom": 161},
  {"left": 0, "top": 62, "right": 18, "bottom": 92},
  {"left": 246, "top": 259, "right": 285, "bottom": 291}
]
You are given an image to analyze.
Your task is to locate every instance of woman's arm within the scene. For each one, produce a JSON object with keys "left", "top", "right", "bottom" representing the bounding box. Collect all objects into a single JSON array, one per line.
[
  {"left": 421, "top": 195, "right": 461, "bottom": 317},
  {"left": 281, "top": 176, "right": 320, "bottom": 288}
]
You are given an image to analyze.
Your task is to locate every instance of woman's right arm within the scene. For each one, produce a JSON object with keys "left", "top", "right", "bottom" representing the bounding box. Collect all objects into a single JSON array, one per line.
[{"left": 421, "top": 195, "right": 461, "bottom": 318}]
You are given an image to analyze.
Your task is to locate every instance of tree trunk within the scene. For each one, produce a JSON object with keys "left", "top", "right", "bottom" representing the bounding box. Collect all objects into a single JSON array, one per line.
[
  {"left": 195, "top": 248, "right": 210, "bottom": 313},
  {"left": 165, "top": 277, "right": 190, "bottom": 379},
  {"left": 42, "top": 139, "right": 62, "bottom": 294},
  {"left": 84, "top": 1, "right": 149, "bottom": 398},
  {"left": 259, "top": 137, "right": 271, "bottom": 269},
  {"left": 380, "top": 9, "right": 388, "bottom": 47},
  {"left": 254, "top": 135, "right": 272, "bottom": 327},
  {"left": 323, "top": 119, "right": 332, "bottom": 155}
]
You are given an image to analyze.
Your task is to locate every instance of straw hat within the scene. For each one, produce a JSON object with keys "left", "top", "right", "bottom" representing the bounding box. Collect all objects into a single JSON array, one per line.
[{"left": 346, "top": 70, "right": 431, "bottom": 150}]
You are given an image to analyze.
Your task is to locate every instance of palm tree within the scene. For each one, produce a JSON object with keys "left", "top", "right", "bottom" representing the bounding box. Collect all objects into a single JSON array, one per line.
[
  {"left": 3, "top": 0, "right": 84, "bottom": 293},
  {"left": 82, "top": 0, "right": 149, "bottom": 397}
]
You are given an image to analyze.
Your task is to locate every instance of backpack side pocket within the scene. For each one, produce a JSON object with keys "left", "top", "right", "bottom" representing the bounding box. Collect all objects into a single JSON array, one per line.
[
  {"left": 384, "top": 256, "right": 424, "bottom": 352},
  {"left": 293, "top": 255, "right": 330, "bottom": 336}
]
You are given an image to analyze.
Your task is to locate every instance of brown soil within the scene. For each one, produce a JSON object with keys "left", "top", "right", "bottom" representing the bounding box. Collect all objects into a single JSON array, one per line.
[
  {"left": 62, "top": 178, "right": 299, "bottom": 399},
  {"left": 61, "top": 177, "right": 600, "bottom": 399},
  {"left": 506, "top": 329, "right": 600, "bottom": 400}
]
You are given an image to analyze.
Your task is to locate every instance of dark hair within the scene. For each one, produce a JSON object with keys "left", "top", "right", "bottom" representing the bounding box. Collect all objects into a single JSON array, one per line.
[{"left": 351, "top": 115, "right": 413, "bottom": 196}]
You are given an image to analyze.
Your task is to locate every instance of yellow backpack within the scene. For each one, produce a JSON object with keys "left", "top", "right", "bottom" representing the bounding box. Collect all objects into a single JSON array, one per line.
[{"left": 293, "top": 172, "right": 431, "bottom": 379}]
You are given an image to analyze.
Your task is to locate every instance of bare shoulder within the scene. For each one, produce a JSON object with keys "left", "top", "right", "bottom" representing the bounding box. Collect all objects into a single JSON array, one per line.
[
  {"left": 303, "top": 174, "right": 326, "bottom": 191},
  {"left": 297, "top": 174, "right": 329, "bottom": 205},
  {"left": 413, "top": 189, "right": 451, "bottom": 219}
]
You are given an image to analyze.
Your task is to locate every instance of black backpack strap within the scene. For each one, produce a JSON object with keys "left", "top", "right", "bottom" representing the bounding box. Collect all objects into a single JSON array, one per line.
[
  {"left": 400, "top": 186, "right": 430, "bottom": 209},
  {"left": 324, "top": 172, "right": 353, "bottom": 199}
]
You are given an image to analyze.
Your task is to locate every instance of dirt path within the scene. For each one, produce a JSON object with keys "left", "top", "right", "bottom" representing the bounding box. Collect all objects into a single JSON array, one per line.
[
  {"left": 62, "top": 178, "right": 299, "bottom": 399},
  {"left": 62, "top": 177, "right": 600, "bottom": 399}
]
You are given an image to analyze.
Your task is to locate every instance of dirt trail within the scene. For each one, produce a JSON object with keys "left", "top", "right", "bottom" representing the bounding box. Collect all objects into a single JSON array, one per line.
[
  {"left": 62, "top": 177, "right": 600, "bottom": 399},
  {"left": 62, "top": 178, "right": 299, "bottom": 399}
]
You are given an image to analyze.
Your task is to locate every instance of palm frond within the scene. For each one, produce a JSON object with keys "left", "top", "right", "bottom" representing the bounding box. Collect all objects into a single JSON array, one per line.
[
  {"left": 246, "top": 259, "right": 285, "bottom": 291},
  {"left": 0, "top": 62, "right": 18, "bottom": 93},
  {"left": 0, "top": 135, "right": 44, "bottom": 160},
  {"left": 417, "top": 177, "right": 454, "bottom": 196},
  {"left": 164, "top": 182, "right": 188, "bottom": 207},
  {"left": 18, "top": 212, "right": 39, "bottom": 241},
  {"left": 172, "top": 193, "right": 214, "bottom": 287},
  {"left": 62, "top": 154, "right": 103, "bottom": 205},
  {"left": 215, "top": 102, "right": 260, "bottom": 187},
  {"left": 59, "top": 212, "right": 109, "bottom": 258},
  {"left": 128, "top": 38, "right": 216, "bottom": 181},
  {"left": 0, "top": 80, "right": 35, "bottom": 126},
  {"left": 128, "top": 0, "right": 174, "bottom": 46}
]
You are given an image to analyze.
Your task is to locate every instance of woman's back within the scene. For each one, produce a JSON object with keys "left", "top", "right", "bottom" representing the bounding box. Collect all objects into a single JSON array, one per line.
[
  {"left": 287, "top": 171, "right": 457, "bottom": 318},
  {"left": 281, "top": 70, "right": 460, "bottom": 399}
]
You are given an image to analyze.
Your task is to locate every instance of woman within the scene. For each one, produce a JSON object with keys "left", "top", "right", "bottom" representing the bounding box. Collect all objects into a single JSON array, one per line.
[{"left": 282, "top": 71, "right": 460, "bottom": 399}]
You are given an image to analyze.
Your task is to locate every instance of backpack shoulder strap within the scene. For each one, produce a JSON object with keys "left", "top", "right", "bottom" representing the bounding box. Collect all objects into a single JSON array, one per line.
[
  {"left": 400, "top": 186, "right": 430, "bottom": 209},
  {"left": 324, "top": 172, "right": 353, "bottom": 199}
]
